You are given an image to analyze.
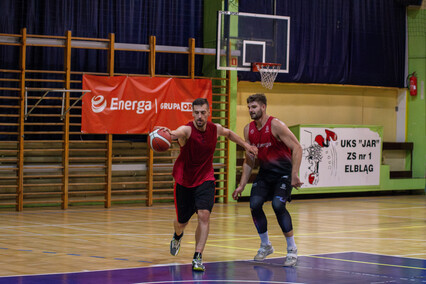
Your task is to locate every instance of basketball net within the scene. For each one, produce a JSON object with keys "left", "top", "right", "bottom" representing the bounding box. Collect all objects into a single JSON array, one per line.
[{"left": 255, "top": 63, "right": 281, "bottom": 90}]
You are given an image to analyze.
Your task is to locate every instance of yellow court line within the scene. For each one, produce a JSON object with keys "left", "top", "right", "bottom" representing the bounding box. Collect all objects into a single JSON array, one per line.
[
  {"left": 295, "top": 225, "right": 426, "bottom": 237},
  {"left": 185, "top": 242, "right": 286, "bottom": 254},
  {"left": 205, "top": 225, "right": 426, "bottom": 243},
  {"left": 306, "top": 255, "right": 426, "bottom": 271}
]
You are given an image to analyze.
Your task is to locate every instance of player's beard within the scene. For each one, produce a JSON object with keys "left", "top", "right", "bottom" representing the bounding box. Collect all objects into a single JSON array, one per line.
[
  {"left": 250, "top": 109, "right": 262, "bottom": 120},
  {"left": 195, "top": 118, "right": 206, "bottom": 128}
]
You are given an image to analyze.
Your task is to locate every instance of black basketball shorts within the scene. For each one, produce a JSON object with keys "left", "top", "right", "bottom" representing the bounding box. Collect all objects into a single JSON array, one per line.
[
  {"left": 250, "top": 173, "right": 293, "bottom": 203},
  {"left": 174, "top": 180, "right": 215, "bottom": 224}
]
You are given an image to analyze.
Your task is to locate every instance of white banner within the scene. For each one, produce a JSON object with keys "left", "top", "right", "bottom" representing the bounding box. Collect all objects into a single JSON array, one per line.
[{"left": 299, "top": 127, "right": 381, "bottom": 188}]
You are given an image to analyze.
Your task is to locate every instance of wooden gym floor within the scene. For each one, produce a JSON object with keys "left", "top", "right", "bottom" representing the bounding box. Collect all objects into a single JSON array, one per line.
[{"left": 0, "top": 194, "right": 425, "bottom": 283}]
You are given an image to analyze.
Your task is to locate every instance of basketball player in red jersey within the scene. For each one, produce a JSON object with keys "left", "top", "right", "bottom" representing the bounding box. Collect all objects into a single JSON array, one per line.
[
  {"left": 159, "top": 98, "right": 257, "bottom": 272},
  {"left": 232, "top": 93, "right": 303, "bottom": 267}
]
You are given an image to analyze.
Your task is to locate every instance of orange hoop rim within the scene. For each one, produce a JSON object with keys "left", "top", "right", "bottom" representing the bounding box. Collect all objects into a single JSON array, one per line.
[{"left": 251, "top": 62, "right": 281, "bottom": 72}]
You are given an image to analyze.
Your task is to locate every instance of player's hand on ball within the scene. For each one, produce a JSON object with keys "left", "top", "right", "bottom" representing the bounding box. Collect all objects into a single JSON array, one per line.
[
  {"left": 149, "top": 127, "right": 172, "bottom": 152},
  {"left": 154, "top": 126, "right": 171, "bottom": 135}
]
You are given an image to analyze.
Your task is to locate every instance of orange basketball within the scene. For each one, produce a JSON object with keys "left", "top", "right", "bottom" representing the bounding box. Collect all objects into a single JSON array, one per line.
[{"left": 148, "top": 129, "right": 171, "bottom": 152}]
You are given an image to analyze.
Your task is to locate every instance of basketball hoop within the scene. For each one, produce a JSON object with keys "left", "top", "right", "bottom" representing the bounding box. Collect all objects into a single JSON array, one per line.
[{"left": 252, "top": 62, "right": 281, "bottom": 90}]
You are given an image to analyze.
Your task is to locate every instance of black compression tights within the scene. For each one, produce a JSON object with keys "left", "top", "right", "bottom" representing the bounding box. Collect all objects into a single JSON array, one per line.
[{"left": 250, "top": 196, "right": 293, "bottom": 234}]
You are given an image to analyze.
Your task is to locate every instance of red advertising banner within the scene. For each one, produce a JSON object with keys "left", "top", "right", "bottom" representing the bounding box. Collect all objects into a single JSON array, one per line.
[{"left": 81, "top": 75, "right": 212, "bottom": 134}]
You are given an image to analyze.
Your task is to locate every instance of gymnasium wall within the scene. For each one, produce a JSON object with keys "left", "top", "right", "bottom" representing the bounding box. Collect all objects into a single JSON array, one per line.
[
  {"left": 234, "top": 81, "right": 425, "bottom": 195},
  {"left": 235, "top": 82, "right": 398, "bottom": 142},
  {"left": 407, "top": 5, "right": 426, "bottom": 178},
  {"left": 0, "top": 31, "right": 231, "bottom": 211}
]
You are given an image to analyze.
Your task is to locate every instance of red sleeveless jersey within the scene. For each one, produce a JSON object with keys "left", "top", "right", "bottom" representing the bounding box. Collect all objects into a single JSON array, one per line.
[
  {"left": 249, "top": 116, "right": 292, "bottom": 174},
  {"left": 172, "top": 121, "right": 217, "bottom": 187}
]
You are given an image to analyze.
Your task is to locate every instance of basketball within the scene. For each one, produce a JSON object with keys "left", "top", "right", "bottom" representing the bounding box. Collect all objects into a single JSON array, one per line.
[{"left": 148, "top": 128, "right": 172, "bottom": 152}]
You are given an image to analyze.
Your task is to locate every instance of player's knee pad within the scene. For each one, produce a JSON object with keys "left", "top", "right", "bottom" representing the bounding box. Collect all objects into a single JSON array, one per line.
[
  {"left": 272, "top": 198, "right": 293, "bottom": 233},
  {"left": 249, "top": 195, "right": 268, "bottom": 234},
  {"left": 271, "top": 197, "right": 287, "bottom": 214},
  {"left": 250, "top": 195, "right": 265, "bottom": 212}
]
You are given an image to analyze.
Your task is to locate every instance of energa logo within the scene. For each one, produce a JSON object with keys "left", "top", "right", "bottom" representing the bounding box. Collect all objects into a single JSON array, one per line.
[
  {"left": 91, "top": 95, "right": 107, "bottom": 113},
  {"left": 90, "top": 95, "right": 192, "bottom": 115}
]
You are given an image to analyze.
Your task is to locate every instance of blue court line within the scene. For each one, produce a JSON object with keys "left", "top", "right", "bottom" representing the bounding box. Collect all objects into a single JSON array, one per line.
[
  {"left": 114, "top": 258, "right": 129, "bottom": 261},
  {"left": 42, "top": 251, "right": 56, "bottom": 254},
  {"left": 18, "top": 249, "right": 33, "bottom": 252},
  {"left": 90, "top": 256, "right": 105, "bottom": 259}
]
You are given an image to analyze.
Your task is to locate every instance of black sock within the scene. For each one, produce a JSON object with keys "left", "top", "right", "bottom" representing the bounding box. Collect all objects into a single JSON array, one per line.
[
  {"left": 173, "top": 232, "right": 183, "bottom": 240},
  {"left": 193, "top": 252, "right": 202, "bottom": 260}
]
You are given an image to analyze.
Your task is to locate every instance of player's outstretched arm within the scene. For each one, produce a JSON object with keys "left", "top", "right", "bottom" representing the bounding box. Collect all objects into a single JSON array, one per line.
[
  {"left": 215, "top": 123, "right": 258, "bottom": 158},
  {"left": 271, "top": 118, "right": 304, "bottom": 189},
  {"left": 154, "top": 125, "right": 190, "bottom": 145}
]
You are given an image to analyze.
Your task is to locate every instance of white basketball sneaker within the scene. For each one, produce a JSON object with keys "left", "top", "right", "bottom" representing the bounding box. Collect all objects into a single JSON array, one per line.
[
  {"left": 254, "top": 243, "right": 274, "bottom": 261},
  {"left": 283, "top": 247, "right": 298, "bottom": 267}
]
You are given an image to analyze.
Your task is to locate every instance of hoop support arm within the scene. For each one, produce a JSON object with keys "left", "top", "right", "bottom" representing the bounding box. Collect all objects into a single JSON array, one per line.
[
  {"left": 60, "top": 91, "right": 91, "bottom": 120},
  {"left": 24, "top": 88, "right": 91, "bottom": 120}
]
